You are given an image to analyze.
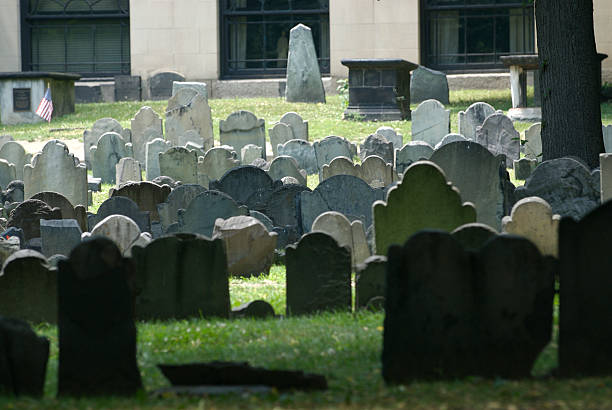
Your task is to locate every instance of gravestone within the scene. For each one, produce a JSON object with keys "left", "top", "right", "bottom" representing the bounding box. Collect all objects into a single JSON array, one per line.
[
  {"left": 603, "top": 124, "right": 612, "bottom": 152},
  {"left": 151, "top": 175, "right": 178, "bottom": 188},
  {"left": 514, "top": 157, "right": 600, "bottom": 220},
  {"left": 269, "top": 122, "right": 294, "bottom": 157},
  {"left": 110, "top": 181, "right": 172, "bottom": 222},
  {"left": 90, "top": 196, "right": 151, "bottom": 233},
  {"left": 176, "top": 190, "right": 249, "bottom": 237},
  {"left": 524, "top": 122, "right": 542, "bottom": 161},
  {"left": 213, "top": 216, "right": 277, "bottom": 277},
  {"left": 311, "top": 211, "right": 370, "bottom": 268},
  {"left": 514, "top": 157, "right": 538, "bottom": 180},
  {"left": 149, "top": 71, "right": 185, "bottom": 100},
  {"left": 321, "top": 155, "right": 397, "bottom": 188},
  {"left": 285, "top": 24, "right": 326, "bottom": 104},
  {"left": 262, "top": 184, "right": 311, "bottom": 247},
  {"left": 394, "top": 141, "right": 435, "bottom": 175},
  {"left": 360, "top": 134, "right": 394, "bottom": 164},
  {"left": 285, "top": 232, "right": 351, "bottom": 315},
  {"left": 165, "top": 88, "right": 213, "bottom": 150},
  {"left": 57, "top": 238, "right": 142, "bottom": 396},
  {"left": 410, "top": 66, "right": 449, "bottom": 104},
  {"left": 434, "top": 133, "right": 468, "bottom": 150},
  {"left": 31, "top": 191, "right": 87, "bottom": 232},
  {"left": 279, "top": 112, "right": 308, "bottom": 141},
  {"left": 130, "top": 106, "right": 163, "bottom": 165},
  {"left": 172, "top": 81, "right": 207, "bottom": 101},
  {"left": 411, "top": 99, "right": 450, "bottom": 147},
  {"left": 249, "top": 210, "right": 274, "bottom": 232},
  {"left": 277, "top": 139, "right": 317, "bottom": 174},
  {"left": 0, "top": 317, "right": 49, "bottom": 397},
  {"left": 0, "top": 236, "right": 20, "bottom": 266},
  {"left": 458, "top": 102, "right": 496, "bottom": 141},
  {"left": 83, "top": 118, "right": 127, "bottom": 167},
  {"left": 474, "top": 113, "right": 520, "bottom": 165},
  {"left": 24, "top": 140, "right": 87, "bottom": 207},
  {"left": 0, "top": 159, "right": 16, "bottom": 190},
  {"left": 450, "top": 223, "right": 498, "bottom": 252},
  {"left": 7, "top": 199, "right": 62, "bottom": 241},
  {"left": 232, "top": 300, "right": 275, "bottom": 319},
  {"left": 157, "top": 184, "right": 207, "bottom": 232},
  {"left": 241, "top": 144, "right": 264, "bottom": 166},
  {"left": 40, "top": 219, "right": 82, "bottom": 258},
  {"left": 116, "top": 157, "right": 142, "bottom": 188},
  {"left": 355, "top": 255, "right": 387, "bottom": 310},
  {"left": 383, "top": 231, "right": 554, "bottom": 382},
  {"left": 145, "top": 138, "right": 171, "bottom": 180},
  {"left": 209, "top": 166, "right": 282, "bottom": 213},
  {"left": 196, "top": 147, "right": 240, "bottom": 188},
  {"left": 131, "top": 234, "right": 230, "bottom": 320},
  {"left": 0, "top": 250, "right": 56, "bottom": 323},
  {"left": 559, "top": 200, "right": 612, "bottom": 376},
  {"left": 219, "top": 111, "right": 266, "bottom": 161},
  {"left": 601, "top": 153, "right": 612, "bottom": 203},
  {"left": 90, "top": 132, "right": 131, "bottom": 184},
  {"left": 2, "top": 180, "right": 24, "bottom": 204},
  {"left": 313, "top": 136, "right": 357, "bottom": 172},
  {"left": 430, "top": 141, "right": 513, "bottom": 230},
  {"left": 300, "top": 174, "right": 385, "bottom": 233},
  {"left": 268, "top": 156, "right": 307, "bottom": 186},
  {"left": 0, "top": 141, "right": 27, "bottom": 180},
  {"left": 159, "top": 146, "right": 198, "bottom": 184},
  {"left": 375, "top": 126, "right": 403, "bottom": 150},
  {"left": 89, "top": 215, "right": 142, "bottom": 254},
  {"left": 373, "top": 161, "right": 476, "bottom": 256}
]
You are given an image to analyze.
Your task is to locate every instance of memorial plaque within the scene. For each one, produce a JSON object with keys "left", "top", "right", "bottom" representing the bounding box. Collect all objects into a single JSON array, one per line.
[{"left": 13, "top": 88, "right": 31, "bottom": 112}]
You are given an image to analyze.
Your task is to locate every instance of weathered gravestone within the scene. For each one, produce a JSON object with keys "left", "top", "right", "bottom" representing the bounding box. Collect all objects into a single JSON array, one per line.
[
  {"left": 394, "top": 141, "right": 434, "bottom": 175},
  {"left": 151, "top": 175, "right": 178, "bottom": 188},
  {"left": 355, "top": 255, "right": 387, "bottom": 310},
  {"left": 7, "top": 199, "right": 62, "bottom": 242},
  {"left": 430, "top": 141, "right": 514, "bottom": 230},
  {"left": 410, "top": 66, "right": 449, "bottom": 104},
  {"left": 2, "top": 180, "right": 24, "bottom": 204},
  {"left": 279, "top": 112, "right": 308, "bottom": 141},
  {"left": 90, "top": 132, "right": 132, "bottom": 184},
  {"left": 83, "top": 118, "right": 129, "bottom": 167},
  {"left": 130, "top": 106, "right": 163, "bottom": 165},
  {"left": 514, "top": 157, "right": 600, "bottom": 220},
  {"left": 434, "top": 133, "right": 468, "bottom": 150},
  {"left": 196, "top": 146, "right": 240, "bottom": 188},
  {"left": 89, "top": 196, "right": 151, "bottom": 233},
  {"left": 31, "top": 191, "right": 87, "bottom": 232},
  {"left": 219, "top": 111, "right": 266, "bottom": 162},
  {"left": 359, "top": 134, "right": 394, "bottom": 164},
  {"left": 300, "top": 174, "right": 385, "bottom": 234},
  {"left": 285, "top": 232, "right": 351, "bottom": 315},
  {"left": 145, "top": 138, "right": 171, "bottom": 181},
  {"left": 513, "top": 157, "right": 538, "bottom": 180},
  {"left": 269, "top": 123, "right": 294, "bottom": 157},
  {"left": 159, "top": 146, "right": 198, "bottom": 184},
  {"left": 277, "top": 139, "right": 317, "bottom": 175},
  {"left": 411, "top": 99, "right": 450, "bottom": 147},
  {"left": 157, "top": 184, "right": 207, "bottom": 232},
  {"left": 313, "top": 135, "right": 357, "bottom": 173},
  {"left": 0, "top": 237, "right": 20, "bottom": 266},
  {"left": 0, "top": 141, "right": 27, "bottom": 180},
  {"left": 382, "top": 231, "right": 554, "bottom": 382},
  {"left": 450, "top": 223, "right": 498, "bottom": 252},
  {"left": 285, "top": 24, "right": 326, "bottom": 104},
  {"left": 57, "top": 238, "right": 142, "bottom": 396},
  {"left": 0, "top": 250, "right": 56, "bottom": 323},
  {"left": 373, "top": 161, "right": 476, "bottom": 256},
  {"left": 110, "top": 181, "right": 172, "bottom": 222},
  {"left": 232, "top": 300, "right": 275, "bottom": 319},
  {"left": 165, "top": 88, "right": 213, "bottom": 150},
  {"left": 213, "top": 216, "right": 277, "bottom": 277},
  {"left": 25, "top": 140, "right": 87, "bottom": 207},
  {"left": 149, "top": 71, "right": 185, "bottom": 100},
  {"left": 321, "top": 155, "right": 397, "bottom": 188},
  {"left": 172, "top": 81, "right": 208, "bottom": 100},
  {"left": 458, "top": 102, "right": 496, "bottom": 141},
  {"left": 0, "top": 159, "right": 16, "bottom": 190},
  {"left": 603, "top": 124, "right": 612, "bottom": 153},
  {"left": 375, "top": 126, "right": 403, "bottom": 150},
  {"left": 131, "top": 234, "right": 230, "bottom": 320},
  {"left": 311, "top": 211, "right": 370, "bottom": 268},
  {"left": 0, "top": 317, "right": 49, "bottom": 397},
  {"left": 601, "top": 153, "right": 612, "bottom": 203},
  {"left": 209, "top": 166, "right": 282, "bottom": 213},
  {"left": 524, "top": 122, "right": 542, "bottom": 161},
  {"left": 262, "top": 184, "right": 311, "bottom": 248},
  {"left": 89, "top": 215, "right": 142, "bottom": 254},
  {"left": 474, "top": 113, "right": 520, "bottom": 165},
  {"left": 40, "top": 219, "right": 82, "bottom": 258},
  {"left": 268, "top": 156, "right": 307, "bottom": 186},
  {"left": 116, "top": 157, "right": 142, "bottom": 188},
  {"left": 249, "top": 210, "right": 274, "bottom": 233},
  {"left": 241, "top": 144, "right": 264, "bottom": 166},
  {"left": 176, "top": 190, "right": 249, "bottom": 237}
]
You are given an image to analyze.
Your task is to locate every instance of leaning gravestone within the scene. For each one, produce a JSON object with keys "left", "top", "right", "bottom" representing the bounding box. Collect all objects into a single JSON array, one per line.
[
  {"left": 83, "top": 118, "right": 127, "bottom": 167},
  {"left": 196, "top": 147, "right": 240, "bottom": 188},
  {"left": 430, "top": 141, "right": 514, "bottom": 230},
  {"left": 57, "top": 238, "right": 142, "bottom": 396},
  {"left": 279, "top": 112, "right": 308, "bottom": 141},
  {"left": 360, "top": 134, "right": 394, "bottom": 164},
  {"left": 110, "top": 181, "right": 172, "bottom": 223},
  {"left": 267, "top": 156, "right": 307, "bottom": 186},
  {"left": 24, "top": 140, "right": 87, "bottom": 207},
  {"left": 0, "top": 141, "right": 27, "bottom": 180},
  {"left": 157, "top": 184, "right": 206, "bottom": 232},
  {"left": 159, "top": 146, "right": 198, "bottom": 184},
  {"left": 131, "top": 234, "right": 230, "bottom": 320},
  {"left": 383, "top": 231, "right": 554, "bottom": 382},
  {"left": 524, "top": 122, "right": 542, "bottom": 161},
  {"left": 285, "top": 232, "right": 351, "bottom": 315},
  {"left": 411, "top": 99, "right": 450, "bottom": 147},
  {"left": 0, "top": 317, "right": 49, "bottom": 397},
  {"left": 373, "top": 161, "right": 476, "bottom": 256},
  {"left": 285, "top": 24, "right": 326, "bottom": 104},
  {"left": 300, "top": 174, "right": 385, "bottom": 233},
  {"left": 355, "top": 255, "right": 387, "bottom": 310},
  {"left": 410, "top": 66, "right": 449, "bottom": 104},
  {"left": 375, "top": 127, "right": 403, "bottom": 150},
  {"left": 559, "top": 200, "right": 612, "bottom": 376},
  {"left": 209, "top": 166, "right": 282, "bottom": 213},
  {"left": 0, "top": 159, "right": 16, "bottom": 190},
  {"left": 115, "top": 157, "right": 142, "bottom": 188},
  {"left": 149, "top": 71, "right": 185, "bottom": 100},
  {"left": 313, "top": 136, "right": 357, "bottom": 173},
  {"left": 474, "top": 113, "right": 520, "bottom": 165},
  {"left": 395, "top": 141, "right": 435, "bottom": 175},
  {"left": 7, "top": 199, "right": 62, "bottom": 242},
  {"left": 176, "top": 190, "right": 249, "bottom": 237},
  {"left": 89, "top": 196, "right": 151, "bottom": 233},
  {"left": 165, "top": 88, "right": 213, "bottom": 150},
  {"left": 0, "top": 250, "right": 56, "bottom": 323},
  {"left": 40, "top": 219, "right": 82, "bottom": 258},
  {"left": 130, "top": 106, "right": 163, "bottom": 165},
  {"left": 458, "top": 102, "right": 496, "bottom": 141},
  {"left": 311, "top": 211, "right": 370, "bottom": 268},
  {"left": 89, "top": 215, "right": 142, "bottom": 254},
  {"left": 90, "top": 132, "right": 131, "bottom": 184},
  {"left": 145, "top": 138, "right": 171, "bottom": 180},
  {"left": 277, "top": 139, "right": 317, "bottom": 175},
  {"left": 269, "top": 122, "right": 294, "bottom": 157},
  {"left": 514, "top": 157, "right": 600, "bottom": 220},
  {"left": 219, "top": 111, "right": 266, "bottom": 162},
  {"left": 262, "top": 184, "right": 311, "bottom": 247}
]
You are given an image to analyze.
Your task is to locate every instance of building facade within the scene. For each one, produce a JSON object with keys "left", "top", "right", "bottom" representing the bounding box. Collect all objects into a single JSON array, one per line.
[{"left": 1, "top": 0, "right": 612, "bottom": 84}]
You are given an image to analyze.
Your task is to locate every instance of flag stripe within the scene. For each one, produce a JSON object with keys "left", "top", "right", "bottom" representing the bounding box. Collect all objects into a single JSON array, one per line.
[{"left": 35, "top": 88, "right": 53, "bottom": 122}]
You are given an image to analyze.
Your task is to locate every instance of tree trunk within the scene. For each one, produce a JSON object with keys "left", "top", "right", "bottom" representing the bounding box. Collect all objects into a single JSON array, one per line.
[{"left": 535, "top": 0, "right": 603, "bottom": 169}]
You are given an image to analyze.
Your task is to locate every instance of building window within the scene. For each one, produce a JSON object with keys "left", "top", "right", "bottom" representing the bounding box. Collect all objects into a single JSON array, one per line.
[
  {"left": 422, "top": 0, "right": 535, "bottom": 71},
  {"left": 220, "top": 0, "right": 330, "bottom": 79},
  {"left": 21, "top": 0, "right": 130, "bottom": 77}
]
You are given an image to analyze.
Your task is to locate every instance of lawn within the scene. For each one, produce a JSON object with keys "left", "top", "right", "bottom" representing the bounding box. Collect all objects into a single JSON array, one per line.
[{"left": 2, "top": 90, "right": 612, "bottom": 408}]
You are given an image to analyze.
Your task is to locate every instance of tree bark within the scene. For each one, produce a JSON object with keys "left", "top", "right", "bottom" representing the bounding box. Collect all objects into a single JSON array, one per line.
[{"left": 535, "top": 0, "right": 603, "bottom": 169}]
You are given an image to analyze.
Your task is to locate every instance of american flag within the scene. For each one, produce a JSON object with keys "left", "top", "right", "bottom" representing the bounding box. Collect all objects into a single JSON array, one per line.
[{"left": 35, "top": 87, "right": 53, "bottom": 122}]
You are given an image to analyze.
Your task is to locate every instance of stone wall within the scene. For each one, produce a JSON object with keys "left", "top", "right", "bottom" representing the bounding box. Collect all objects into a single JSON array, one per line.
[{"left": 0, "top": 0, "right": 20, "bottom": 72}]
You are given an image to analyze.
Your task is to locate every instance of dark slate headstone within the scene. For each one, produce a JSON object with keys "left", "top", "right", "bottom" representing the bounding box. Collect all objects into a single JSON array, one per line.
[
  {"left": 359, "top": 134, "right": 394, "bottom": 164},
  {"left": 513, "top": 157, "right": 537, "bottom": 180},
  {"left": 149, "top": 71, "right": 185, "bottom": 100},
  {"left": 177, "top": 190, "right": 248, "bottom": 237},
  {"left": 157, "top": 184, "right": 207, "bottom": 232},
  {"left": 263, "top": 184, "right": 311, "bottom": 244},
  {"left": 1, "top": 180, "right": 24, "bottom": 204},
  {"left": 110, "top": 181, "right": 172, "bottom": 222},
  {"left": 515, "top": 157, "right": 600, "bottom": 220},
  {"left": 0, "top": 250, "right": 56, "bottom": 323},
  {"left": 285, "top": 232, "right": 351, "bottom": 316},
  {"left": 131, "top": 234, "right": 230, "bottom": 320},
  {"left": 231, "top": 300, "right": 275, "bottom": 319},
  {"left": 559, "top": 201, "right": 612, "bottom": 376},
  {"left": 40, "top": 219, "right": 82, "bottom": 258},
  {"left": 32, "top": 191, "right": 88, "bottom": 232},
  {"left": 57, "top": 238, "right": 142, "bottom": 396},
  {"left": 410, "top": 66, "right": 450, "bottom": 105},
  {"left": 355, "top": 255, "right": 387, "bottom": 310},
  {"left": 209, "top": 166, "right": 283, "bottom": 213},
  {"left": 299, "top": 174, "right": 384, "bottom": 233},
  {"left": 382, "top": 231, "right": 554, "bottom": 382},
  {"left": 248, "top": 210, "right": 274, "bottom": 232},
  {"left": 7, "top": 199, "right": 62, "bottom": 241},
  {"left": 114, "top": 75, "right": 141, "bottom": 102},
  {"left": 450, "top": 223, "right": 498, "bottom": 252},
  {"left": 89, "top": 196, "right": 151, "bottom": 233},
  {"left": 0, "top": 317, "right": 49, "bottom": 397}
]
